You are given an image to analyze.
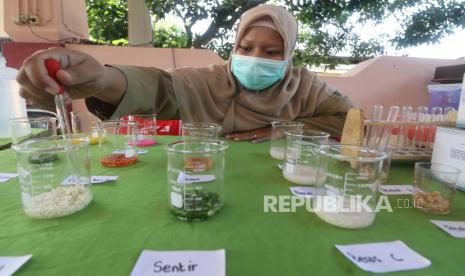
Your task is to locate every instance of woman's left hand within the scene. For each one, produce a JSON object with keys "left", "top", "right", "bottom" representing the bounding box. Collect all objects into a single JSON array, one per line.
[{"left": 225, "top": 126, "right": 271, "bottom": 143}]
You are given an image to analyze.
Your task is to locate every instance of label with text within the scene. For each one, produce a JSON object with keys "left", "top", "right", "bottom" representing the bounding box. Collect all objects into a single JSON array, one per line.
[
  {"left": 431, "top": 220, "right": 465, "bottom": 238},
  {"left": 378, "top": 185, "right": 414, "bottom": 195},
  {"left": 130, "top": 249, "right": 225, "bottom": 276},
  {"left": 335, "top": 240, "right": 431, "bottom": 273},
  {"left": 289, "top": 186, "right": 315, "bottom": 198}
]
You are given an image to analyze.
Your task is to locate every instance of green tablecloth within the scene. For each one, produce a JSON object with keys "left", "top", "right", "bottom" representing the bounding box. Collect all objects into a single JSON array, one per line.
[{"left": 0, "top": 136, "right": 464, "bottom": 275}]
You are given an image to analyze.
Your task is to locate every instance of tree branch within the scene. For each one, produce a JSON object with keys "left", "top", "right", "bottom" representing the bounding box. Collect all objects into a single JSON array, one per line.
[{"left": 192, "top": 0, "right": 267, "bottom": 48}]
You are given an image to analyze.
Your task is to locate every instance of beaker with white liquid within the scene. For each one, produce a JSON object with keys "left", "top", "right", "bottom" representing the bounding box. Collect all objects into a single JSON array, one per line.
[
  {"left": 313, "top": 145, "right": 387, "bottom": 229},
  {"left": 283, "top": 129, "right": 329, "bottom": 186},
  {"left": 269, "top": 121, "right": 303, "bottom": 160}
]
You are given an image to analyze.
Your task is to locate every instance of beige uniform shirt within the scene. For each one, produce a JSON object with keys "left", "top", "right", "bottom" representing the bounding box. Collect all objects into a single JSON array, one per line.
[{"left": 86, "top": 66, "right": 353, "bottom": 136}]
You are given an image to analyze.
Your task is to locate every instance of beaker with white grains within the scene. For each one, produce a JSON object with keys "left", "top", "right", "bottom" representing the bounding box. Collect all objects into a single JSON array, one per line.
[
  {"left": 283, "top": 130, "right": 329, "bottom": 186},
  {"left": 166, "top": 140, "right": 228, "bottom": 221},
  {"left": 314, "top": 145, "right": 387, "bottom": 229},
  {"left": 269, "top": 121, "right": 304, "bottom": 160},
  {"left": 12, "top": 136, "right": 92, "bottom": 219}
]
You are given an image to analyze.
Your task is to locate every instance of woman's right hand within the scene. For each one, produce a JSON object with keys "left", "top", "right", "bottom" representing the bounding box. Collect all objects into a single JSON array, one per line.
[{"left": 16, "top": 47, "right": 125, "bottom": 109}]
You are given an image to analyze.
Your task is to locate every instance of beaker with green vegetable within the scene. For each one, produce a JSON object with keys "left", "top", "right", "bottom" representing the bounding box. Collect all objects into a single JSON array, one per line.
[{"left": 165, "top": 140, "right": 228, "bottom": 221}]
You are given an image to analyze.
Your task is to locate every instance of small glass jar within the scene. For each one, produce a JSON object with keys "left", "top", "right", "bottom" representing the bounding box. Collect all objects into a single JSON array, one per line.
[
  {"left": 97, "top": 120, "right": 139, "bottom": 168},
  {"left": 413, "top": 162, "right": 460, "bottom": 214},
  {"left": 181, "top": 122, "right": 222, "bottom": 141},
  {"left": 12, "top": 136, "right": 92, "bottom": 219},
  {"left": 283, "top": 129, "right": 329, "bottom": 186},
  {"left": 165, "top": 140, "right": 228, "bottom": 221},
  {"left": 314, "top": 145, "right": 387, "bottom": 229},
  {"left": 269, "top": 121, "right": 304, "bottom": 160}
]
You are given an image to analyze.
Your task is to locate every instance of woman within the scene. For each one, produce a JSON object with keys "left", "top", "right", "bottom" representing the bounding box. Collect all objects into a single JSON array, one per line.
[{"left": 16, "top": 4, "right": 353, "bottom": 142}]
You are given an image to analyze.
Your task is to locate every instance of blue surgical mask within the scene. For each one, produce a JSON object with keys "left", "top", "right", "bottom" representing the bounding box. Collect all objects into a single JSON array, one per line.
[{"left": 231, "top": 54, "right": 288, "bottom": 91}]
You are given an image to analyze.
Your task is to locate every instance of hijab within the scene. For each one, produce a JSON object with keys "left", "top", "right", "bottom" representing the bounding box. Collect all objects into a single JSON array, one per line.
[{"left": 170, "top": 4, "right": 334, "bottom": 134}]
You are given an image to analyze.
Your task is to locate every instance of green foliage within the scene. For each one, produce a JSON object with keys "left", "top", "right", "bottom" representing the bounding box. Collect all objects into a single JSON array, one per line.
[
  {"left": 86, "top": 0, "right": 128, "bottom": 44},
  {"left": 392, "top": 1, "right": 465, "bottom": 47},
  {"left": 153, "top": 20, "right": 188, "bottom": 48},
  {"left": 86, "top": 0, "right": 465, "bottom": 68}
]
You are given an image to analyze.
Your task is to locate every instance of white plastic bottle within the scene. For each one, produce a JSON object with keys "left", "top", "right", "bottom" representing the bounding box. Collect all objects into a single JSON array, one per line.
[{"left": 0, "top": 52, "right": 27, "bottom": 138}]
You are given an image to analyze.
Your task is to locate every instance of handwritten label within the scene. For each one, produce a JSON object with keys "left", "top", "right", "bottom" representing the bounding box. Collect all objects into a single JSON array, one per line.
[
  {"left": 289, "top": 187, "right": 315, "bottom": 198},
  {"left": 335, "top": 240, "right": 431, "bottom": 273},
  {"left": 177, "top": 171, "right": 215, "bottom": 184},
  {"left": 62, "top": 175, "right": 118, "bottom": 186},
  {"left": 112, "top": 149, "right": 148, "bottom": 156},
  {"left": 130, "top": 249, "right": 225, "bottom": 276},
  {"left": 431, "top": 220, "right": 465, "bottom": 238},
  {"left": 0, "top": 255, "right": 32, "bottom": 276},
  {"left": 379, "top": 185, "right": 414, "bottom": 195},
  {"left": 0, "top": 173, "right": 18, "bottom": 183}
]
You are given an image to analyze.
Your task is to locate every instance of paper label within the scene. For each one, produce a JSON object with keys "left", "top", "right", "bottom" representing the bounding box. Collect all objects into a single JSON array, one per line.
[
  {"left": 62, "top": 175, "right": 118, "bottom": 185},
  {"left": 431, "top": 220, "right": 465, "bottom": 238},
  {"left": 113, "top": 149, "right": 147, "bottom": 155},
  {"left": 130, "top": 249, "right": 225, "bottom": 276},
  {"left": 289, "top": 186, "right": 315, "bottom": 198},
  {"left": 379, "top": 185, "right": 414, "bottom": 195},
  {"left": 0, "top": 173, "right": 18, "bottom": 183},
  {"left": 0, "top": 255, "right": 32, "bottom": 276},
  {"left": 335, "top": 240, "right": 431, "bottom": 273},
  {"left": 177, "top": 171, "right": 215, "bottom": 184}
]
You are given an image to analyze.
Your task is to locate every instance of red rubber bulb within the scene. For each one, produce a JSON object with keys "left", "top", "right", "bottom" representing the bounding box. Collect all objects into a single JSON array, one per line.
[{"left": 44, "top": 58, "right": 65, "bottom": 94}]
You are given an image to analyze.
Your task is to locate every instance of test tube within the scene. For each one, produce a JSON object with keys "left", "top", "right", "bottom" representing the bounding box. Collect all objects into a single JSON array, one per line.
[
  {"left": 415, "top": 106, "right": 429, "bottom": 152},
  {"left": 377, "top": 106, "right": 399, "bottom": 150},
  {"left": 431, "top": 107, "right": 443, "bottom": 122},
  {"left": 396, "top": 105, "right": 412, "bottom": 153},
  {"left": 427, "top": 107, "right": 443, "bottom": 151},
  {"left": 444, "top": 107, "right": 456, "bottom": 122},
  {"left": 366, "top": 104, "right": 384, "bottom": 147}
]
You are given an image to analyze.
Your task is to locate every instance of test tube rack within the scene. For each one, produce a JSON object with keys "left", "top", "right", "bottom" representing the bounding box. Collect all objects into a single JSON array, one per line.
[
  {"left": 340, "top": 108, "right": 458, "bottom": 161},
  {"left": 363, "top": 119, "right": 456, "bottom": 160}
]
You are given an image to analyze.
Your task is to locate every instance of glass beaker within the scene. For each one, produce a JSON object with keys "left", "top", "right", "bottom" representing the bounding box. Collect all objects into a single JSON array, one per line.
[
  {"left": 313, "top": 145, "right": 387, "bottom": 229},
  {"left": 97, "top": 120, "right": 138, "bottom": 168},
  {"left": 269, "top": 121, "right": 304, "bottom": 160},
  {"left": 9, "top": 117, "right": 57, "bottom": 145},
  {"left": 128, "top": 114, "right": 157, "bottom": 147},
  {"left": 283, "top": 129, "right": 330, "bottom": 186},
  {"left": 70, "top": 112, "right": 102, "bottom": 145},
  {"left": 380, "top": 149, "right": 393, "bottom": 184},
  {"left": 412, "top": 162, "right": 460, "bottom": 214},
  {"left": 181, "top": 122, "right": 222, "bottom": 141},
  {"left": 12, "top": 136, "right": 92, "bottom": 219},
  {"left": 165, "top": 140, "right": 228, "bottom": 221}
]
